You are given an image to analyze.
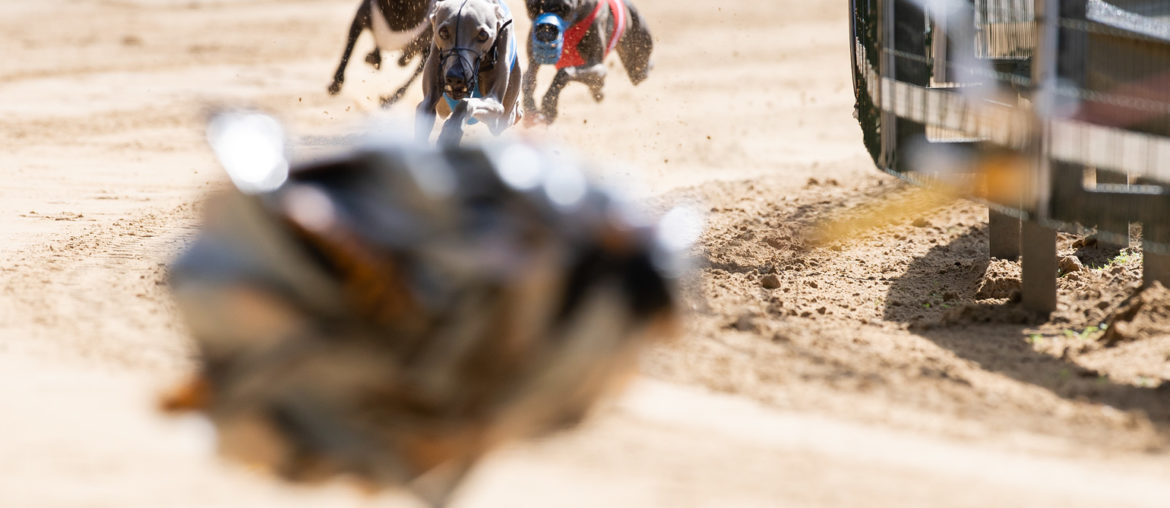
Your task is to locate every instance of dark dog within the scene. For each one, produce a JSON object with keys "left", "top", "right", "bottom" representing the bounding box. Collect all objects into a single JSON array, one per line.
[
  {"left": 328, "top": 0, "right": 436, "bottom": 107},
  {"left": 522, "top": 0, "right": 653, "bottom": 124},
  {"left": 168, "top": 112, "right": 685, "bottom": 506},
  {"left": 416, "top": 0, "right": 522, "bottom": 145}
]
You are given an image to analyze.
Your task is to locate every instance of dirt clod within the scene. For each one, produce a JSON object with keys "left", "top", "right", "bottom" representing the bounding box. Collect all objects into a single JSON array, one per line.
[
  {"left": 731, "top": 314, "right": 759, "bottom": 332},
  {"left": 1059, "top": 256, "right": 1084, "bottom": 275},
  {"left": 1100, "top": 282, "right": 1170, "bottom": 347},
  {"left": 761, "top": 274, "right": 781, "bottom": 289},
  {"left": 976, "top": 260, "right": 1022, "bottom": 300}
]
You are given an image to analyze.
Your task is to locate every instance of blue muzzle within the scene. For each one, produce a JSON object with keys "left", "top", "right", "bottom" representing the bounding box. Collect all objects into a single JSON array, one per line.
[{"left": 531, "top": 13, "right": 566, "bottom": 66}]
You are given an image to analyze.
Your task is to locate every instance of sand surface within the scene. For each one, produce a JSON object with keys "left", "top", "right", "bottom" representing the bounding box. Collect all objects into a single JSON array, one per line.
[{"left": 2, "top": 0, "right": 1170, "bottom": 506}]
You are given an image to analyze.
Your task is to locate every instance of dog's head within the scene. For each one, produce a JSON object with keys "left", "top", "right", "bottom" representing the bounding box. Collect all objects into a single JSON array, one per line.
[
  {"left": 431, "top": 0, "right": 509, "bottom": 100},
  {"left": 526, "top": 0, "right": 585, "bottom": 65},
  {"left": 524, "top": 0, "right": 581, "bottom": 19}
]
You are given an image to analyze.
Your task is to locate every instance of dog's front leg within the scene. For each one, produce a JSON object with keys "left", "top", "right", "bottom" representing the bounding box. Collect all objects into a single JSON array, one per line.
[
  {"left": 438, "top": 100, "right": 470, "bottom": 145},
  {"left": 416, "top": 100, "right": 440, "bottom": 143},
  {"left": 539, "top": 69, "right": 572, "bottom": 124},
  {"left": 365, "top": 48, "right": 382, "bottom": 69},
  {"left": 564, "top": 64, "right": 608, "bottom": 102},
  {"left": 415, "top": 43, "right": 443, "bottom": 143},
  {"left": 522, "top": 51, "right": 540, "bottom": 117}
]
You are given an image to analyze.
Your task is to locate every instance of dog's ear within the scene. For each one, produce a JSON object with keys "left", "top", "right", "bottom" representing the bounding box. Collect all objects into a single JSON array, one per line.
[{"left": 495, "top": 3, "right": 508, "bottom": 31}]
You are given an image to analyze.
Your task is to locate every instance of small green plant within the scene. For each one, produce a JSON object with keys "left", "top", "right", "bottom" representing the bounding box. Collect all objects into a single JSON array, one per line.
[
  {"left": 1062, "top": 326, "right": 1102, "bottom": 341},
  {"left": 1027, "top": 334, "right": 1045, "bottom": 345},
  {"left": 1136, "top": 376, "right": 1158, "bottom": 388},
  {"left": 1094, "top": 249, "right": 1143, "bottom": 270}
]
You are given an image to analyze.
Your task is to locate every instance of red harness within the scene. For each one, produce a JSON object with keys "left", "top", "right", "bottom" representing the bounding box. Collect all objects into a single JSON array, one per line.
[{"left": 556, "top": 0, "right": 628, "bottom": 70}]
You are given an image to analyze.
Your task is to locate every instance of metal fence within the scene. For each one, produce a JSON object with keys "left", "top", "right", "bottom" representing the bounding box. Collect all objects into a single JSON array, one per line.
[{"left": 850, "top": 0, "right": 1170, "bottom": 311}]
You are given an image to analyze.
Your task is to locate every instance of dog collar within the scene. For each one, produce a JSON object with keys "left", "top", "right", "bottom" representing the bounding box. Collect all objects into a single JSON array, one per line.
[
  {"left": 549, "top": 0, "right": 628, "bottom": 70},
  {"left": 531, "top": 13, "right": 566, "bottom": 66}
]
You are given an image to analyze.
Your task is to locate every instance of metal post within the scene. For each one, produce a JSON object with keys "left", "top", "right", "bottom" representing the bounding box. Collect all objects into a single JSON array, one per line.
[
  {"left": 988, "top": 209, "right": 1021, "bottom": 259},
  {"left": 1096, "top": 169, "right": 1130, "bottom": 249},
  {"left": 892, "top": 0, "right": 928, "bottom": 173},
  {"left": 1021, "top": 219, "right": 1057, "bottom": 314},
  {"left": 1144, "top": 225, "right": 1170, "bottom": 286},
  {"left": 879, "top": 0, "right": 897, "bottom": 172},
  {"left": 1019, "top": 0, "right": 1058, "bottom": 315}
]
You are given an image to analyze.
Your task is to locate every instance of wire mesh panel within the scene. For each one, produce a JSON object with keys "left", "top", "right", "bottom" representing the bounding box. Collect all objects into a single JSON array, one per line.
[
  {"left": 851, "top": 0, "right": 1035, "bottom": 200},
  {"left": 975, "top": 0, "right": 1036, "bottom": 59},
  {"left": 849, "top": 0, "right": 1170, "bottom": 251},
  {"left": 1043, "top": 0, "right": 1170, "bottom": 240}
]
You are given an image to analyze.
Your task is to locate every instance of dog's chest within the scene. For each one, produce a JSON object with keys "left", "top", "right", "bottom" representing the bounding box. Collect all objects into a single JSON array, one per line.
[{"left": 369, "top": 0, "right": 429, "bottom": 50}]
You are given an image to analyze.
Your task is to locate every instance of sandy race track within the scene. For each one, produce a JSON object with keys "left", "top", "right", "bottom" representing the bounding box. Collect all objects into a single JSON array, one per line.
[{"left": 3, "top": 0, "right": 1170, "bottom": 506}]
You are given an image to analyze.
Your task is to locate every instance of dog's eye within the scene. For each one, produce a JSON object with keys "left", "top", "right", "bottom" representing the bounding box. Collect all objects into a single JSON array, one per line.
[
  {"left": 477, "top": 29, "right": 489, "bottom": 42},
  {"left": 438, "top": 26, "right": 450, "bottom": 40}
]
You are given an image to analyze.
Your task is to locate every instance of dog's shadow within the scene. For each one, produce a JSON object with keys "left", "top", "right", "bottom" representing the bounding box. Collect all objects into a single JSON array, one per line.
[{"left": 883, "top": 224, "right": 1170, "bottom": 431}]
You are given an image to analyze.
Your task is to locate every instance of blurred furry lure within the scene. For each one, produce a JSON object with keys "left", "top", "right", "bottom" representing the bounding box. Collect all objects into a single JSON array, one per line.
[{"left": 161, "top": 111, "right": 694, "bottom": 506}]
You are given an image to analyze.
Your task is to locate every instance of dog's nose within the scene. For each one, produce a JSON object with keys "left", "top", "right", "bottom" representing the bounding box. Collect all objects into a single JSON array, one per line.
[
  {"left": 444, "top": 69, "right": 467, "bottom": 92},
  {"left": 535, "top": 24, "right": 560, "bottom": 43}
]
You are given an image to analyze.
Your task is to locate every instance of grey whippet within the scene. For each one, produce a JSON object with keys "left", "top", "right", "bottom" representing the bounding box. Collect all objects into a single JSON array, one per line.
[
  {"left": 523, "top": 0, "right": 653, "bottom": 124},
  {"left": 415, "top": 0, "right": 522, "bottom": 145},
  {"left": 328, "top": 0, "right": 435, "bottom": 107}
]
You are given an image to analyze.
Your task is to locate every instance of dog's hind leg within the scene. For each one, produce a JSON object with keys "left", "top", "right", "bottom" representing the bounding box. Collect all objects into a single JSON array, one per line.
[
  {"left": 616, "top": 3, "right": 653, "bottom": 85},
  {"left": 380, "top": 52, "right": 428, "bottom": 108},
  {"left": 540, "top": 30, "right": 607, "bottom": 122},
  {"left": 329, "top": 1, "right": 373, "bottom": 95},
  {"left": 399, "top": 27, "right": 432, "bottom": 67}
]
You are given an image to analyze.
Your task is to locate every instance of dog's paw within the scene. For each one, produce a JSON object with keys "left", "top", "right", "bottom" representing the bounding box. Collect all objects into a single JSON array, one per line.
[
  {"left": 328, "top": 81, "right": 343, "bottom": 95},
  {"left": 522, "top": 111, "right": 553, "bottom": 127},
  {"left": 365, "top": 50, "right": 382, "bottom": 70},
  {"left": 469, "top": 109, "right": 496, "bottom": 126},
  {"left": 539, "top": 107, "right": 559, "bottom": 125}
]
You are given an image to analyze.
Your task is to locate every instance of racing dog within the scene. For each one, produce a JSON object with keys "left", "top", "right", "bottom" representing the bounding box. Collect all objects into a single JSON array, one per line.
[
  {"left": 416, "top": 0, "right": 522, "bottom": 145},
  {"left": 166, "top": 112, "right": 688, "bottom": 506},
  {"left": 327, "top": 0, "right": 435, "bottom": 107},
  {"left": 522, "top": 0, "right": 653, "bottom": 124}
]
